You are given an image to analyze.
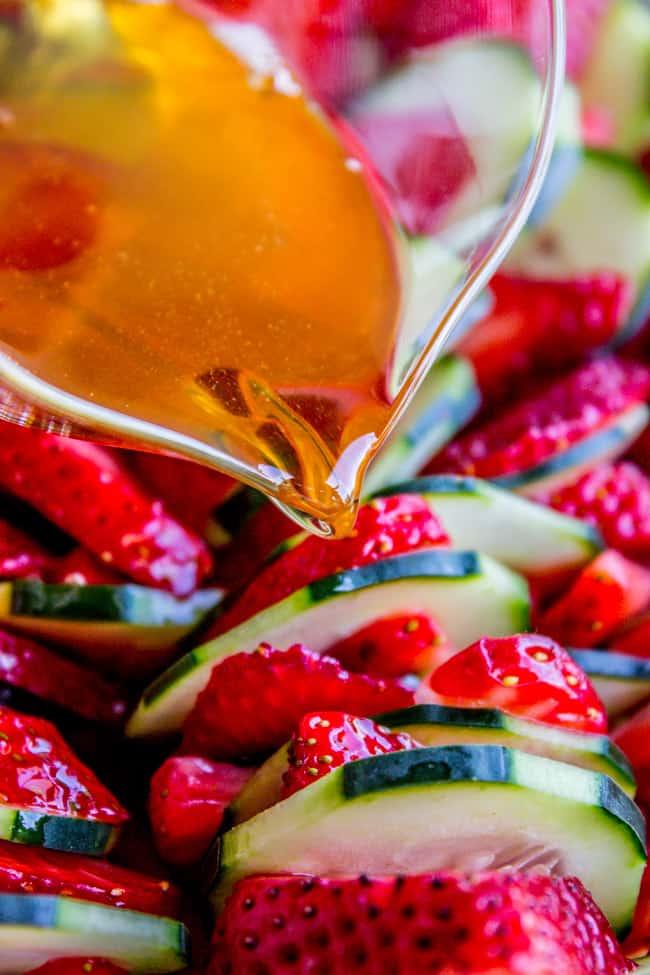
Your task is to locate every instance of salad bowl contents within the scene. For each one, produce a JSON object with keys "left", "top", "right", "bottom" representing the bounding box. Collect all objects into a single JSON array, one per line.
[{"left": 0, "top": 0, "right": 649, "bottom": 972}]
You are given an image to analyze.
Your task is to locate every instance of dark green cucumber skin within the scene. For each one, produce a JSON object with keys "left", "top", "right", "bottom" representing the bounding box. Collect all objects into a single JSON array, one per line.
[
  {"left": 374, "top": 703, "right": 634, "bottom": 784},
  {"left": 341, "top": 745, "right": 646, "bottom": 853},
  {"left": 143, "top": 551, "right": 488, "bottom": 708},
  {"left": 10, "top": 811, "right": 115, "bottom": 855},
  {"left": 569, "top": 648, "right": 650, "bottom": 681},
  {"left": 372, "top": 474, "right": 482, "bottom": 500},
  {"left": 401, "top": 381, "right": 480, "bottom": 449},
  {"left": 9, "top": 580, "right": 216, "bottom": 625},
  {"left": 490, "top": 421, "right": 639, "bottom": 491}
]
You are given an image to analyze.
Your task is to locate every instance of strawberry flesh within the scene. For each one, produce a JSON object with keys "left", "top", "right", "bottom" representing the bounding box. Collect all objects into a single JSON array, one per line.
[
  {"left": 326, "top": 612, "right": 450, "bottom": 677},
  {"left": 148, "top": 756, "right": 253, "bottom": 867},
  {"left": 0, "top": 629, "right": 127, "bottom": 726},
  {"left": 429, "top": 634, "right": 607, "bottom": 733},
  {"left": 282, "top": 711, "right": 419, "bottom": 797},
  {"left": 0, "top": 838, "right": 179, "bottom": 916},
  {"left": 612, "top": 613, "right": 650, "bottom": 658},
  {"left": 0, "top": 519, "right": 49, "bottom": 580},
  {"left": 0, "top": 705, "right": 128, "bottom": 826},
  {"left": 210, "top": 871, "right": 633, "bottom": 975},
  {"left": 182, "top": 644, "right": 414, "bottom": 760},
  {"left": 210, "top": 495, "right": 448, "bottom": 637},
  {"left": 0, "top": 424, "right": 212, "bottom": 595},
  {"left": 429, "top": 357, "right": 650, "bottom": 478},
  {"left": 541, "top": 549, "right": 650, "bottom": 647},
  {"left": 49, "top": 548, "right": 124, "bottom": 586},
  {"left": 542, "top": 463, "right": 650, "bottom": 559}
]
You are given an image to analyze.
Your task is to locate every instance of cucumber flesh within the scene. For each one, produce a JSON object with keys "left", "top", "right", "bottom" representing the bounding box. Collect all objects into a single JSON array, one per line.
[
  {"left": 491, "top": 403, "right": 650, "bottom": 496},
  {"left": 581, "top": 0, "right": 650, "bottom": 155},
  {"left": 569, "top": 649, "right": 650, "bottom": 718},
  {"left": 508, "top": 150, "right": 650, "bottom": 299},
  {"left": 214, "top": 744, "right": 646, "bottom": 933},
  {"left": 128, "top": 551, "right": 530, "bottom": 738},
  {"left": 364, "top": 355, "right": 480, "bottom": 495},
  {"left": 373, "top": 474, "right": 602, "bottom": 574},
  {"left": 0, "top": 894, "right": 189, "bottom": 973},
  {"left": 526, "top": 82, "right": 583, "bottom": 226}
]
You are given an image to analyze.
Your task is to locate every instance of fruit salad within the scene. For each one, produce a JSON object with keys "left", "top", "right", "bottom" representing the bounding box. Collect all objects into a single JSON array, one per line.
[{"left": 0, "top": 0, "right": 649, "bottom": 972}]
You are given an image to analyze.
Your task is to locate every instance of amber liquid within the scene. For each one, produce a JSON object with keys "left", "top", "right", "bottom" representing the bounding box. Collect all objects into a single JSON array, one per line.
[{"left": 0, "top": 0, "right": 403, "bottom": 533}]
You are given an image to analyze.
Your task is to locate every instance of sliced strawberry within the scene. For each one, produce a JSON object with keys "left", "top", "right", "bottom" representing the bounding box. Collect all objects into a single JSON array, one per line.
[
  {"left": 182, "top": 644, "right": 414, "bottom": 760},
  {"left": 612, "top": 614, "right": 650, "bottom": 658},
  {"left": 210, "top": 495, "right": 447, "bottom": 637},
  {"left": 127, "top": 453, "right": 238, "bottom": 536},
  {"left": 326, "top": 613, "right": 451, "bottom": 677},
  {"left": 148, "top": 756, "right": 253, "bottom": 867},
  {"left": 542, "top": 463, "right": 650, "bottom": 559},
  {"left": 0, "top": 839, "right": 179, "bottom": 916},
  {"left": 541, "top": 550, "right": 650, "bottom": 647},
  {"left": 0, "top": 628, "right": 127, "bottom": 726},
  {"left": 0, "top": 519, "right": 49, "bottom": 580},
  {"left": 210, "top": 872, "right": 632, "bottom": 975},
  {"left": 430, "top": 357, "right": 650, "bottom": 479},
  {"left": 624, "top": 864, "right": 650, "bottom": 962},
  {"left": 24, "top": 963, "right": 127, "bottom": 975},
  {"left": 429, "top": 634, "right": 607, "bottom": 733},
  {"left": 0, "top": 143, "right": 100, "bottom": 272},
  {"left": 613, "top": 700, "right": 650, "bottom": 770},
  {"left": 0, "top": 705, "right": 128, "bottom": 827},
  {"left": 581, "top": 104, "right": 616, "bottom": 147},
  {"left": 0, "top": 424, "right": 213, "bottom": 595},
  {"left": 282, "top": 711, "right": 418, "bottom": 797},
  {"left": 49, "top": 548, "right": 124, "bottom": 586}
]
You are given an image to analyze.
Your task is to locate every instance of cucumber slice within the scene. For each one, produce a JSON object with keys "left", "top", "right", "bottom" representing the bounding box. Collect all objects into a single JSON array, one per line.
[
  {"left": 0, "top": 806, "right": 119, "bottom": 857},
  {"left": 581, "top": 0, "right": 650, "bottom": 156},
  {"left": 377, "top": 704, "right": 635, "bottom": 794},
  {"left": 0, "top": 580, "right": 221, "bottom": 677},
  {"left": 569, "top": 649, "right": 650, "bottom": 718},
  {"left": 364, "top": 355, "right": 480, "bottom": 495},
  {"left": 490, "top": 403, "right": 650, "bottom": 496},
  {"left": 128, "top": 551, "right": 530, "bottom": 738},
  {"left": 372, "top": 474, "right": 602, "bottom": 574},
  {"left": 0, "top": 894, "right": 189, "bottom": 973},
  {"left": 508, "top": 150, "right": 650, "bottom": 299},
  {"left": 212, "top": 744, "right": 646, "bottom": 933},
  {"left": 526, "top": 83, "right": 583, "bottom": 226},
  {"left": 229, "top": 702, "right": 635, "bottom": 825}
]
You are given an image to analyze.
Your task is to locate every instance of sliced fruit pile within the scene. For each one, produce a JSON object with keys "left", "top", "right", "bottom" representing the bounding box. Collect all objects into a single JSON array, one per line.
[{"left": 0, "top": 0, "right": 649, "bottom": 972}]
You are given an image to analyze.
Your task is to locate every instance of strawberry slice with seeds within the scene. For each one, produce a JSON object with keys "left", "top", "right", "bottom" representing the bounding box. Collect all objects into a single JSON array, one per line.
[
  {"left": 0, "top": 628, "right": 127, "bottom": 726},
  {"left": 209, "top": 495, "right": 447, "bottom": 637},
  {"left": 210, "top": 872, "right": 633, "bottom": 975},
  {"left": 181, "top": 644, "right": 414, "bottom": 760},
  {"left": 541, "top": 550, "right": 650, "bottom": 647},
  {"left": 0, "top": 838, "right": 179, "bottom": 916},
  {"left": 148, "top": 756, "right": 253, "bottom": 867},
  {"left": 0, "top": 519, "right": 49, "bottom": 580},
  {"left": 282, "top": 711, "right": 418, "bottom": 797},
  {"left": 0, "top": 705, "right": 128, "bottom": 849},
  {"left": 542, "top": 463, "right": 650, "bottom": 559},
  {"left": 24, "top": 963, "right": 127, "bottom": 975},
  {"left": 429, "top": 357, "right": 650, "bottom": 479},
  {"left": 429, "top": 633, "right": 607, "bottom": 734},
  {"left": 326, "top": 613, "right": 451, "bottom": 678},
  {"left": 49, "top": 548, "right": 124, "bottom": 586},
  {"left": 0, "top": 424, "right": 213, "bottom": 595}
]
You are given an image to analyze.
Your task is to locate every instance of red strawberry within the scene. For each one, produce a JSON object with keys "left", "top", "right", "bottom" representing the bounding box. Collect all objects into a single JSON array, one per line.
[
  {"left": 209, "top": 495, "right": 447, "bottom": 637},
  {"left": 542, "top": 463, "right": 650, "bottom": 559},
  {"left": 0, "top": 424, "right": 213, "bottom": 595},
  {"left": 282, "top": 711, "right": 418, "bottom": 797},
  {"left": 127, "top": 452, "right": 238, "bottom": 536},
  {"left": 209, "top": 872, "right": 633, "bottom": 975},
  {"left": 0, "top": 705, "right": 128, "bottom": 834},
  {"left": 581, "top": 104, "right": 616, "bottom": 147},
  {"left": 429, "top": 357, "right": 650, "bottom": 479},
  {"left": 0, "top": 628, "right": 127, "bottom": 726},
  {"left": 429, "top": 634, "right": 607, "bottom": 733},
  {"left": 613, "top": 700, "right": 650, "bottom": 770},
  {"left": 182, "top": 644, "right": 414, "bottom": 760},
  {"left": 24, "top": 963, "right": 127, "bottom": 975},
  {"left": 327, "top": 613, "right": 451, "bottom": 677},
  {"left": 0, "top": 143, "right": 100, "bottom": 271},
  {"left": 210, "top": 495, "right": 295, "bottom": 590},
  {"left": 624, "top": 864, "right": 650, "bottom": 962},
  {"left": 540, "top": 550, "right": 650, "bottom": 647},
  {"left": 49, "top": 548, "right": 124, "bottom": 586},
  {"left": 0, "top": 519, "right": 48, "bottom": 580},
  {"left": 612, "top": 613, "right": 650, "bottom": 658},
  {"left": 0, "top": 839, "right": 179, "bottom": 916},
  {"left": 149, "top": 756, "right": 253, "bottom": 867}
]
